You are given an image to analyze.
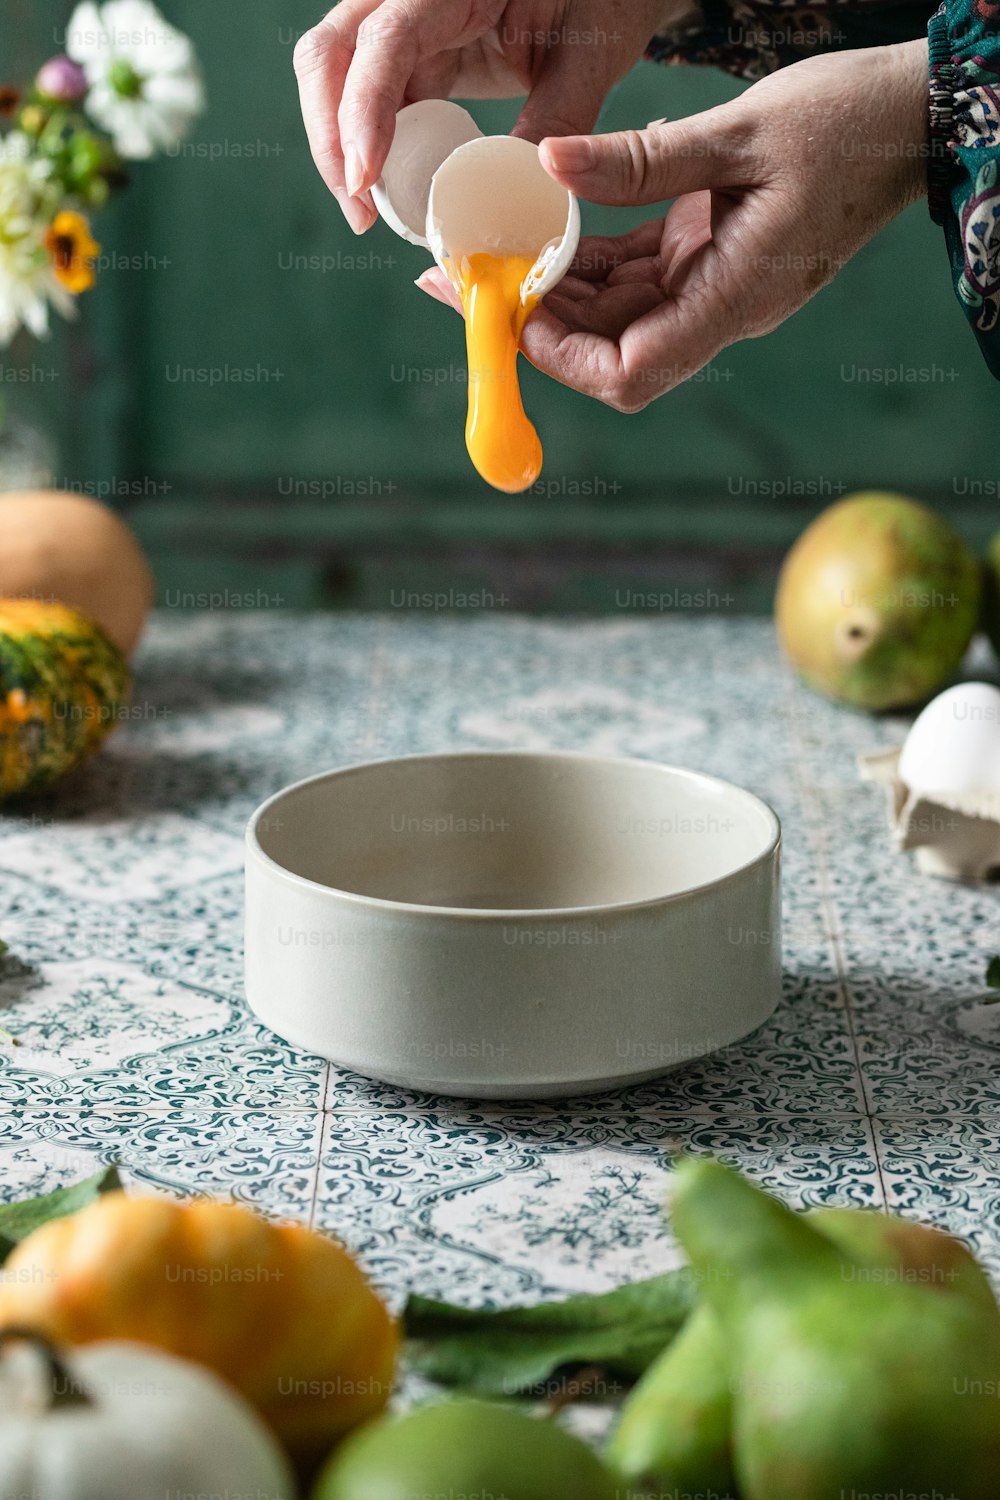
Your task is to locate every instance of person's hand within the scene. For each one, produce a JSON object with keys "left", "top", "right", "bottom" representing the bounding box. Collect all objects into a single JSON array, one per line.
[
  {"left": 418, "top": 40, "right": 929, "bottom": 410},
  {"left": 293, "top": 0, "right": 673, "bottom": 232}
]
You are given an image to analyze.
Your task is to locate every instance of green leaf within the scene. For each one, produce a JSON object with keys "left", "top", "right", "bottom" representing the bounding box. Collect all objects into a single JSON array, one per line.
[
  {"left": 0, "top": 1166, "right": 123, "bottom": 1264},
  {"left": 403, "top": 1270, "right": 698, "bottom": 1396}
]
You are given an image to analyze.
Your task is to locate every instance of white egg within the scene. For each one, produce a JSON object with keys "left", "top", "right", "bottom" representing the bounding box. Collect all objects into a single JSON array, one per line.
[
  {"left": 371, "top": 100, "right": 483, "bottom": 247},
  {"left": 898, "top": 682, "right": 1000, "bottom": 796},
  {"left": 427, "top": 134, "right": 579, "bottom": 300},
  {"left": 372, "top": 101, "right": 579, "bottom": 303}
]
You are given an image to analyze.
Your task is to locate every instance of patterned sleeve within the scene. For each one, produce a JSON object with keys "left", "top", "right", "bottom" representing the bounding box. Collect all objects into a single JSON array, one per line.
[
  {"left": 644, "top": 0, "right": 1000, "bottom": 378},
  {"left": 645, "top": 0, "right": 936, "bottom": 81},
  {"left": 929, "top": 0, "right": 1000, "bottom": 376}
]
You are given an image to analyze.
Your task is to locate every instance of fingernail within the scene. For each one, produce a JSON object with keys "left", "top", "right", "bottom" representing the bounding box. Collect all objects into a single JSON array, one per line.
[
  {"left": 547, "top": 136, "right": 594, "bottom": 173},
  {"left": 344, "top": 144, "right": 365, "bottom": 197},
  {"left": 335, "top": 187, "right": 375, "bottom": 235},
  {"left": 414, "top": 273, "right": 459, "bottom": 311}
]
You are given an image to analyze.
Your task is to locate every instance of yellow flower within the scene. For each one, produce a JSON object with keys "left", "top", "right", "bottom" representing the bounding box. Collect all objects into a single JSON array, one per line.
[{"left": 44, "top": 211, "right": 100, "bottom": 294}]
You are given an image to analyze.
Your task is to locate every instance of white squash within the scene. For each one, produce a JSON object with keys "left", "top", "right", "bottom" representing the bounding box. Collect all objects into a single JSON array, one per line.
[{"left": 0, "top": 1330, "right": 296, "bottom": 1499}]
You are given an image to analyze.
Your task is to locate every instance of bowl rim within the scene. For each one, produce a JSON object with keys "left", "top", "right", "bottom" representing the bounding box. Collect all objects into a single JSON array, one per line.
[{"left": 244, "top": 749, "right": 781, "bottom": 921}]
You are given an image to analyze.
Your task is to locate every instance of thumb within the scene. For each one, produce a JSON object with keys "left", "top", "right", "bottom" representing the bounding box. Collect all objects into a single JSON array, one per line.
[
  {"left": 512, "top": 43, "right": 609, "bottom": 144},
  {"left": 539, "top": 107, "right": 755, "bottom": 204}
]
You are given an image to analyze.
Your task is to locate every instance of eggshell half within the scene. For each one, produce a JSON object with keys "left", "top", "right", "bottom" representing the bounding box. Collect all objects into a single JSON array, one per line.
[
  {"left": 898, "top": 682, "right": 1000, "bottom": 796},
  {"left": 427, "top": 134, "right": 579, "bottom": 301},
  {"left": 372, "top": 100, "right": 483, "bottom": 247}
]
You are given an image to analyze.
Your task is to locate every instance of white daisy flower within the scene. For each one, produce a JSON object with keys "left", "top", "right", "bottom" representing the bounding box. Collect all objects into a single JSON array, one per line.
[
  {"left": 0, "top": 134, "right": 75, "bottom": 346},
  {"left": 65, "top": 0, "right": 205, "bottom": 160}
]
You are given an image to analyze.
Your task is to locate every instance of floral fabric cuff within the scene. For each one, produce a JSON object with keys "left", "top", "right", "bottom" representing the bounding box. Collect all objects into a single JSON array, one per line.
[{"left": 926, "top": 0, "right": 1000, "bottom": 376}]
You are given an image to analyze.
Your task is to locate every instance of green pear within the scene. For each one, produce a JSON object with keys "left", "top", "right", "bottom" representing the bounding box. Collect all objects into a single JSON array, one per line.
[
  {"left": 671, "top": 1159, "right": 1000, "bottom": 1500},
  {"left": 607, "top": 1297, "right": 737, "bottom": 1496},
  {"left": 608, "top": 1197, "right": 997, "bottom": 1495},
  {"left": 313, "top": 1399, "right": 619, "bottom": 1500},
  {"left": 775, "top": 492, "right": 981, "bottom": 709},
  {"left": 983, "top": 528, "right": 1000, "bottom": 658}
]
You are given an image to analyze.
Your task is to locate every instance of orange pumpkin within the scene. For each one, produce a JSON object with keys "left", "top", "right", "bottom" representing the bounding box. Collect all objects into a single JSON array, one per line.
[{"left": 0, "top": 1192, "right": 396, "bottom": 1468}]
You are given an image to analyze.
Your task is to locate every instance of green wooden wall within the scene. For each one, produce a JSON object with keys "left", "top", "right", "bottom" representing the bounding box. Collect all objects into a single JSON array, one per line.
[{"left": 8, "top": 1, "right": 1000, "bottom": 610}]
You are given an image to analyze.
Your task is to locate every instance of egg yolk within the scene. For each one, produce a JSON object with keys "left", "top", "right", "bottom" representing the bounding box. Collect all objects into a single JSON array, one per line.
[{"left": 456, "top": 253, "right": 541, "bottom": 494}]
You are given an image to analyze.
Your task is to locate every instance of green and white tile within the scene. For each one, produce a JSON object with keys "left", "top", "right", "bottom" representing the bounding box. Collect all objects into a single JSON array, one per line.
[{"left": 0, "top": 612, "right": 998, "bottom": 1301}]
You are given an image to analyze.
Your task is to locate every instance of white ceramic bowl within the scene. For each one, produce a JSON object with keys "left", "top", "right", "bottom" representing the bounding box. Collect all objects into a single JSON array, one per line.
[{"left": 244, "top": 752, "right": 781, "bottom": 1099}]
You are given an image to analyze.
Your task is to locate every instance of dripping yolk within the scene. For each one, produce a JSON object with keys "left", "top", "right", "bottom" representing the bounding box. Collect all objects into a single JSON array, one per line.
[{"left": 456, "top": 253, "right": 541, "bottom": 494}]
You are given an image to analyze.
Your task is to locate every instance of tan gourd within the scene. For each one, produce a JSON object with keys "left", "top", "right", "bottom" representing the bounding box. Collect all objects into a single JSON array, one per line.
[{"left": 0, "top": 490, "right": 153, "bottom": 656}]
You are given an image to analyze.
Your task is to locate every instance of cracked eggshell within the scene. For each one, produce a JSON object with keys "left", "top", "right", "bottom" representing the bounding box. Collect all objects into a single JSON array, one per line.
[
  {"left": 427, "top": 134, "right": 579, "bottom": 302},
  {"left": 371, "top": 100, "right": 483, "bottom": 247}
]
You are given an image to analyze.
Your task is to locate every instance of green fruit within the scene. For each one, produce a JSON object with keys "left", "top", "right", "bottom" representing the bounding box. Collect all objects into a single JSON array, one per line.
[
  {"left": 607, "top": 1299, "right": 736, "bottom": 1496},
  {"left": 607, "top": 1197, "right": 995, "bottom": 1495},
  {"left": 775, "top": 492, "right": 981, "bottom": 710},
  {"left": 671, "top": 1159, "right": 1000, "bottom": 1500},
  {"left": 983, "top": 529, "right": 1000, "bottom": 658},
  {"left": 313, "top": 1400, "right": 619, "bottom": 1500}
]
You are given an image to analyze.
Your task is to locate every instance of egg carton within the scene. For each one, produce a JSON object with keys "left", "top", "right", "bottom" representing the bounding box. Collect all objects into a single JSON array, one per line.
[{"left": 858, "top": 748, "right": 1000, "bottom": 880}]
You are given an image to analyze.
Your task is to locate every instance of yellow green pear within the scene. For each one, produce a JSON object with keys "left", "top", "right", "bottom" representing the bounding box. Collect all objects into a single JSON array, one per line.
[{"left": 775, "top": 492, "right": 980, "bottom": 709}]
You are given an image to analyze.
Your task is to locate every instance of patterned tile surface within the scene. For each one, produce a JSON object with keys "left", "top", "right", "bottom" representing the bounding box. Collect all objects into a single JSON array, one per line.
[{"left": 0, "top": 612, "right": 998, "bottom": 1300}]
